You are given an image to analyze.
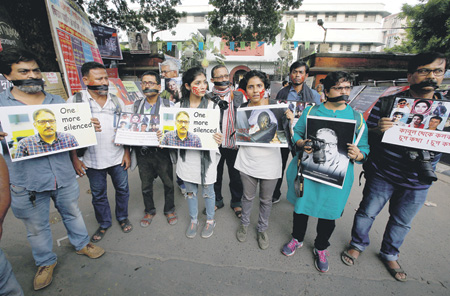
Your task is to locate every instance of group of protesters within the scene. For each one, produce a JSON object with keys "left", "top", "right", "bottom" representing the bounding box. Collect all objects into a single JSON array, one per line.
[{"left": 0, "top": 47, "right": 447, "bottom": 294}]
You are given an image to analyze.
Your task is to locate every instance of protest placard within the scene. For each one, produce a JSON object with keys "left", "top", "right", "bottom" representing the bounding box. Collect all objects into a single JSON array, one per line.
[
  {"left": 160, "top": 77, "right": 182, "bottom": 103},
  {"left": 382, "top": 97, "right": 450, "bottom": 153},
  {"left": 301, "top": 116, "right": 356, "bottom": 189},
  {"left": 114, "top": 112, "right": 160, "bottom": 146},
  {"left": 0, "top": 103, "right": 97, "bottom": 162},
  {"left": 235, "top": 105, "right": 288, "bottom": 148},
  {"left": 159, "top": 107, "right": 220, "bottom": 150}
]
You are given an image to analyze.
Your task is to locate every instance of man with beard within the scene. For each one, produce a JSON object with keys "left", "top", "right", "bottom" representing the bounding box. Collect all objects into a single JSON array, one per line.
[
  {"left": 208, "top": 65, "right": 244, "bottom": 217},
  {"left": 69, "top": 62, "right": 133, "bottom": 243},
  {"left": 15, "top": 108, "right": 79, "bottom": 158},
  {"left": 132, "top": 71, "right": 177, "bottom": 228},
  {"left": 342, "top": 52, "right": 447, "bottom": 282},
  {"left": 273, "top": 61, "right": 321, "bottom": 204},
  {"left": 0, "top": 49, "right": 104, "bottom": 291}
]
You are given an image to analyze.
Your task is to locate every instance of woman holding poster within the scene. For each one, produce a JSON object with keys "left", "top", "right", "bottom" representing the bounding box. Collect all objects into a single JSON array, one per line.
[
  {"left": 234, "top": 70, "right": 290, "bottom": 250},
  {"left": 283, "top": 71, "right": 369, "bottom": 273},
  {"left": 174, "top": 67, "right": 223, "bottom": 239}
]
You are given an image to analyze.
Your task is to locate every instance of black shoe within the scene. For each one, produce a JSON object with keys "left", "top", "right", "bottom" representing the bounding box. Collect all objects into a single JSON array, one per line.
[{"left": 272, "top": 196, "right": 281, "bottom": 204}]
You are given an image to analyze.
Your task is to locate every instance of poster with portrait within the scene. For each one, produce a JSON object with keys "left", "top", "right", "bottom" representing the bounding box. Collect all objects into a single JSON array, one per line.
[
  {"left": 91, "top": 23, "right": 122, "bottom": 60},
  {"left": 109, "top": 78, "right": 133, "bottom": 105},
  {"left": 0, "top": 103, "right": 97, "bottom": 162},
  {"left": 235, "top": 105, "right": 288, "bottom": 148},
  {"left": 159, "top": 107, "right": 220, "bottom": 150},
  {"left": 382, "top": 98, "right": 450, "bottom": 153},
  {"left": 160, "top": 77, "right": 182, "bottom": 103},
  {"left": 114, "top": 112, "right": 160, "bottom": 146},
  {"left": 128, "top": 31, "right": 150, "bottom": 54},
  {"left": 302, "top": 116, "right": 356, "bottom": 189}
]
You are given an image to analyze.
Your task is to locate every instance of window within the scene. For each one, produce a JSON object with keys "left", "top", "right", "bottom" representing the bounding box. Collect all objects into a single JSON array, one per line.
[
  {"left": 325, "top": 13, "right": 337, "bottom": 22},
  {"left": 305, "top": 14, "right": 317, "bottom": 22},
  {"left": 340, "top": 44, "right": 352, "bottom": 52},
  {"left": 179, "top": 16, "right": 187, "bottom": 23},
  {"left": 345, "top": 13, "right": 357, "bottom": 22},
  {"left": 194, "top": 16, "right": 205, "bottom": 22},
  {"left": 359, "top": 44, "right": 370, "bottom": 51},
  {"left": 364, "top": 13, "right": 376, "bottom": 22}
]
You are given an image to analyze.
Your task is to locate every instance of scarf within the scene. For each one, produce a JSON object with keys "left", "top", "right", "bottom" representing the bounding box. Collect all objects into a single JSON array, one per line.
[{"left": 213, "top": 86, "right": 236, "bottom": 149}]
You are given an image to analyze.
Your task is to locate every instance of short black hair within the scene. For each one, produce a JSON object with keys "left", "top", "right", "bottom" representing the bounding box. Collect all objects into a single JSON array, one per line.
[
  {"left": 323, "top": 71, "right": 352, "bottom": 92},
  {"left": 211, "top": 65, "right": 228, "bottom": 78},
  {"left": 241, "top": 70, "right": 270, "bottom": 90},
  {"left": 393, "top": 112, "right": 404, "bottom": 117},
  {"left": 430, "top": 115, "right": 443, "bottom": 123},
  {"left": 407, "top": 52, "right": 447, "bottom": 74},
  {"left": 0, "top": 47, "right": 40, "bottom": 75},
  {"left": 398, "top": 98, "right": 407, "bottom": 103},
  {"left": 81, "top": 62, "right": 106, "bottom": 77},
  {"left": 290, "top": 61, "right": 309, "bottom": 74},
  {"left": 413, "top": 114, "right": 424, "bottom": 121},
  {"left": 141, "top": 71, "right": 161, "bottom": 85}
]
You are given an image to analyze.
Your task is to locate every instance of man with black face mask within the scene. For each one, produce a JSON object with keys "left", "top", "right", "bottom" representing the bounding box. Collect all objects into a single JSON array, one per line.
[
  {"left": 343, "top": 52, "right": 447, "bottom": 282},
  {"left": 0, "top": 49, "right": 105, "bottom": 291},
  {"left": 132, "top": 71, "right": 178, "bottom": 228},
  {"left": 68, "top": 62, "right": 133, "bottom": 243},
  {"left": 207, "top": 65, "right": 245, "bottom": 218}
]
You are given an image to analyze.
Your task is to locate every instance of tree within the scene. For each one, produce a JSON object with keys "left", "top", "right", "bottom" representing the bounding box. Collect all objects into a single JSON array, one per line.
[
  {"left": 208, "top": 0, "right": 302, "bottom": 43},
  {"left": 179, "top": 33, "right": 225, "bottom": 72},
  {"left": 75, "top": 0, "right": 185, "bottom": 33},
  {"left": 385, "top": 0, "right": 450, "bottom": 57}
]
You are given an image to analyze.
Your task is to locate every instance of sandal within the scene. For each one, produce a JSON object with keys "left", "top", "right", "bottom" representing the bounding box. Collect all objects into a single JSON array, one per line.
[
  {"left": 119, "top": 218, "right": 133, "bottom": 233},
  {"left": 233, "top": 207, "right": 242, "bottom": 219},
  {"left": 202, "top": 203, "right": 224, "bottom": 215},
  {"left": 166, "top": 212, "right": 178, "bottom": 225},
  {"left": 140, "top": 214, "right": 154, "bottom": 228},
  {"left": 381, "top": 258, "right": 407, "bottom": 282},
  {"left": 91, "top": 227, "right": 108, "bottom": 243},
  {"left": 341, "top": 245, "right": 362, "bottom": 266}
]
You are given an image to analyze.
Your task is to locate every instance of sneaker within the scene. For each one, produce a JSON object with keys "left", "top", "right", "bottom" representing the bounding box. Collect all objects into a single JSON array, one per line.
[
  {"left": 76, "top": 242, "right": 105, "bottom": 259},
  {"left": 281, "top": 238, "right": 303, "bottom": 256},
  {"left": 34, "top": 262, "right": 57, "bottom": 290},
  {"left": 201, "top": 220, "right": 216, "bottom": 238},
  {"left": 314, "top": 248, "right": 330, "bottom": 272},
  {"left": 236, "top": 224, "right": 248, "bottom": 242},
  {"left": 272, "top": 196, "right": 281, "bottom": 204},
  {"left": 178, "top": 183, "right": 187, "bottom": 195},
  {"left": 186, "top": 221, "right": 199, "bottom": 238},
  {"left": 257, "top": 231, "right": 269, "bottom": 250}
]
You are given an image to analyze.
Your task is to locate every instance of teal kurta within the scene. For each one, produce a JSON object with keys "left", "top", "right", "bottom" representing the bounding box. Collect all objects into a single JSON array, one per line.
[{"left": 286, "top": 104, "right": 370, "bottom": 220}]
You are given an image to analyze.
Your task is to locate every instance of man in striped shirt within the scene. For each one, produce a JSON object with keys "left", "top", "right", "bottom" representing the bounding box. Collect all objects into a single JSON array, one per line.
[{"left": 343, "top": 52, "right": 447, "bottom": 282}]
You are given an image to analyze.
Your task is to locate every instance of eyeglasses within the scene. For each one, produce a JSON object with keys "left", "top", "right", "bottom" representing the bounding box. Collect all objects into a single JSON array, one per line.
[
  {"left": 36, "top": 119, "right": 56, "bottom": 125},
  {"left": 176, "top": 120, "right": 189, "bottom": 125},
  {"left": 142, "top": 81, "right": 158, "bottom": 86},
  {"left": 330, "top": 86, "right": 352, "bottom": 91},
  {"left": 213, "top": 75, "right": 230, "bottom": 80},
  {"left": 324, "top": 142, "right": 337, "bottom": 148},
  {"left": 415, "top": 68, "right": 445, "bottom": 77}
]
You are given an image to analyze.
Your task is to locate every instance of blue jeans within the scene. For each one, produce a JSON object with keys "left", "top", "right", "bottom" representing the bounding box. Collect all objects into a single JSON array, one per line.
[
  {"left": 86, "top": 164, "right": 130, "bottom": 229},
  {"left": 0, "top": 249, "right": 23, "bottom": 296},
  {"left": 350, "top": 174, "right": 428, "bottom": 261},
  {"left": 10, "top": 180, "right": 90, "bottom": 266},
  {"left": 184, "top": 182, "right": 215, "bottom": 221}
]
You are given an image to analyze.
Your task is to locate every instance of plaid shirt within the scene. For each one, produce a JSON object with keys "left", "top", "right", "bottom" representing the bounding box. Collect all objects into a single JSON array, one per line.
[
  {"left": 161, "top": 131, "right": 202, "bottom": 148},
  {"left": 15, "top": 132, "right": 79, "bottom": 158}
]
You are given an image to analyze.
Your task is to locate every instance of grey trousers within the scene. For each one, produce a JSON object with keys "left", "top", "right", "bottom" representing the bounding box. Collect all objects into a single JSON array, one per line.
[{"left": 240, "top": 172, "right": 278, "bottom": 232}]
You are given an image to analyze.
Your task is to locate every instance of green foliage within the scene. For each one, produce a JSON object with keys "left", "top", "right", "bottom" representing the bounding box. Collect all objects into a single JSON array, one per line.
[
  {"left": 180, "top": 33, "right": 226, "bottom": 72},
  {"left": 208, "top": 0, "right": 302, "bottom": 43},
  {"left": 384, "top": 0, "right": 450, "bottom": 58},
  {"left": 75, "top": 0, "right": 185, "bottom": 32}
]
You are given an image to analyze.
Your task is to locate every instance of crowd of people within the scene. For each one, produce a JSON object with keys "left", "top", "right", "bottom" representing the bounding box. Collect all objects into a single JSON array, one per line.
[{"left": 0, "top": 47, "right": 447, "bottom": 293}]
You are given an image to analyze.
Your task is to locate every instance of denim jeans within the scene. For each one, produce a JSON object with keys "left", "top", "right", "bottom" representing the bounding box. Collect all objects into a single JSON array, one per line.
[
  {"left": 136, "top": 148, "right": 175, "bottom": 215},
  {"left": 350, "top": 174, "right": 428, "bottom": 261},
  {"left": 184, "top": 182, "right": 215, "bottom": 221},
  {"left": 214, "top": 147, "right": 243, "bottom": 208},
  {"left": 10, "top": 180, "right": 90, "bottom": 266},
  {"left": 86, "top": 164, "right": 130, "bottom": 229},
  {"left": 0, "top": 249, "right": 23, "bottom": 296}
]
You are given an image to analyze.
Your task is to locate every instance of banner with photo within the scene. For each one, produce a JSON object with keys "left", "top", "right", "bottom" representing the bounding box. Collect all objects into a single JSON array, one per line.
[
  {"left": 160, "top": 77, "right": 182, "bottom": 103},
  {"left": 108, "top": 78, "right": 133, "bottom": 105},
  {"left": 302, "top": 116, "right": 356, "bottom": 189},
  {"left": 159, "top": 107, "right": 220, "bottom": 150},
  {"left": 114, "top": 112, "right": 160, "bottom": 146},
  {"left": 128, "top": 31, "right": 150, "bottom": 54},
  {"left": 91, "top": 23, "right": 122, "bottom": 60},
  {"left": 382, "top": 98, "right": 450, "bottom": 153},
  {"left": 235, "top": 105, "right": 288, "bottom": 148},
  {"left": 0, "top": 103, "right": 97, "bottom": 162}
]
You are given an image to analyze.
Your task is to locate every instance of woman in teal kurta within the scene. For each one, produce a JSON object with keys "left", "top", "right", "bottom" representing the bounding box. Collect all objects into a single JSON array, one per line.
[{"left": 282, "top": 71, "right": 370, "bottom": 273}]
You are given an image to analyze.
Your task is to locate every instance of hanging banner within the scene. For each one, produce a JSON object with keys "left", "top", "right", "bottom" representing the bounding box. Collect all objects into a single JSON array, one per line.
[
  {"left": 91, "top": 23, "right": 122, "bottom": 60},
  {"left": 45, "top": 0, "right": 103, "bottom": 95},
  {"left": 128, "top": 31, "right": 151, "bottom": 54}
]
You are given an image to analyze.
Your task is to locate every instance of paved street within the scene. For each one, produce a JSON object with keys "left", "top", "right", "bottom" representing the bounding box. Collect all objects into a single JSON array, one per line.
[{"left": 2, "top": 162, "right": 450, "bottom": 296}]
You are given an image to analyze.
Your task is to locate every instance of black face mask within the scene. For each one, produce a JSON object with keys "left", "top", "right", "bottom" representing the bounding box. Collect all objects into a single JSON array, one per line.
[
  {"left": 213, "top": 81, "right": 230, "bottom": 87},
  {"left": 410, "top": 80, "right": 439, "bottom": 91},
  {"left": 11, "top": 78, "right": 44, "bottom": 87},
  {"left": 87, "top": 85, "right": 109, "bottom": 91},
  {"left": 292, "top": 82, "right": 303, "bottom": 86},
  {"left": 143, "top": 88, "right": 158, "bottom": 94},
  {"left": 326, "top": 95, "right": 349, "bottom": 103}
]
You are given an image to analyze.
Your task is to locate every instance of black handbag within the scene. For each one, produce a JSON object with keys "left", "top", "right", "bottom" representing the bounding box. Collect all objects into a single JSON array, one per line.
[{"left": 294, "top": 151, "right": 304, "bottom": 198}]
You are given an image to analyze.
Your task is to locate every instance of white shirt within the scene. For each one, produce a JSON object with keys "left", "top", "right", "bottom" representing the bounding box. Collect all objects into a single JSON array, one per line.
[
  {"left": 234, "top": 146, "right": 282, "bottom": 180},
  {"left": 68, "top": 90, "right": 126, "bottom": 169}
]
